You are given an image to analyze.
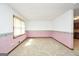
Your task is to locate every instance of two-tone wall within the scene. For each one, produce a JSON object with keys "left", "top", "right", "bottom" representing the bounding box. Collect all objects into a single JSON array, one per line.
[
  {"left": 0, "top": 4, "right": 74, "bottom": 55},
  {"left": 50, "top": 10, "right": 73, "bottom": 49},
  {"left": 26, "top": 31, "right": 73, "bottom": 49},
  {"left": 25, "top": 9, "right": 74, "bottom": 49},
  {"left": 0, "top": 4, "right": 27, "bottom": 55}
]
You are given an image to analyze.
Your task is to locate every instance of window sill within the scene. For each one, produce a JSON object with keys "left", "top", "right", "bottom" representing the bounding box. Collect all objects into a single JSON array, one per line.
[{"left": 13, "top": 33, "right": 26, "bottom": 39}]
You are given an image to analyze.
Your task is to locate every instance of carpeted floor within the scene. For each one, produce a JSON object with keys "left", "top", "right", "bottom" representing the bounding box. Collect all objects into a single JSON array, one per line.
[{"left": 8, "top": 38, "right": 79, "bottom": 56}]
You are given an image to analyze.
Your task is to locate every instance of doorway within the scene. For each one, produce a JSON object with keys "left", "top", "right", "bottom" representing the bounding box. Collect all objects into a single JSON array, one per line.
[
  {"left": 74, "top": 20, "right": 79, "bottom": 49},
  {"left": 74, "top": 7, "right": 79, "bottom": 50}
]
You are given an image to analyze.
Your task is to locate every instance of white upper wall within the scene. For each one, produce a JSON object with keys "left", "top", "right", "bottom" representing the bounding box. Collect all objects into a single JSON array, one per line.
[
  {"left": 25, "top": 20, "right": 54, "bottom": 30},
  {"left": 0, "top": 4, "right": 25, "bottom": 34},
  {"left": 51, "top": 9, "right": 74, "bottom": 33},
  {"left": 0, "top": 4, "right": 12, "bottom": 34},
  {"left": 0, "top": 3, "right": 74, "bottom": 33},
  {"left": 25, "top": 9, "right": 74, "bottom": 33}
]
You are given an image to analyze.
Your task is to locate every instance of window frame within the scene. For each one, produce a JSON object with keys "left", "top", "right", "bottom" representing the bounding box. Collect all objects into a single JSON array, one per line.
[{"left": 13, "top": 15, "right": 25, "bottom": 38}]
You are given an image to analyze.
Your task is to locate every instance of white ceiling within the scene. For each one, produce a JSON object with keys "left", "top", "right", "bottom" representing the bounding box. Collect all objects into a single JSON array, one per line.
[{"left": 8, "top": 3, "right": 74, "bottom": 20}]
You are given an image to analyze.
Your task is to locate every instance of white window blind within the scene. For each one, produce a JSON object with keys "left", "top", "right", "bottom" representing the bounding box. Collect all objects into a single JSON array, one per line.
[{"left": 13, "top": 16, "right": 25, "bottom": 37}]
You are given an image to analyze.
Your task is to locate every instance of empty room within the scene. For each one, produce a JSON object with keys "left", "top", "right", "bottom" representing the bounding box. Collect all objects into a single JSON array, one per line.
[{"left": 0, "top": 3, "right": 79, "bottom": 56}]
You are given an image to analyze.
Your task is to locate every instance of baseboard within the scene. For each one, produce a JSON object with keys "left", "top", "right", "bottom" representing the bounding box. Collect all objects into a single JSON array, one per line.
[
  {"left": 51, "top": 37, "right": 74, "bottom": 50},
  {"left": 26, "top": 37, "right": 74, "bottom": 50},
  {"left": 27, "top": 37, "right": 52, "bottom": 38},
  {"left": 7, "top": 38, "right": 27, "bottom": 56},
  {"left": 0, "top": 53, "right": 8, "bottom": 56},
  {"left": 5, "top": 36, "right": 73, "bottom": 56}
]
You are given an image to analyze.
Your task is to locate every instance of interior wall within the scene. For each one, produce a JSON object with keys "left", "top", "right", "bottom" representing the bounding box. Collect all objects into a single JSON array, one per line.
[
  {"left": 0, "top": 4, "right": 74, "bottom": 54},
  {"left": 51, "top": 9, "right": 74, "bottom": 49},
  {"left": 25, "top": 10, "right": 73, "bottom": 33},
  {"left": 0, "top": 4, "right": 27, "bottom": 54},
  {"left": 0, "top": 4, "right": 25, "bottom": 34},
  {"left": 51, "top": 9, "right": 73, "bottom": 33},
  {"left": 25, "top": 9, "right": 74, "bottom": 49},
  {"left": 0, "top": 4, "right": 13, "bottom": 34},
  {"left": 25, "top": 20, "right": 54, "bottom": 30}
]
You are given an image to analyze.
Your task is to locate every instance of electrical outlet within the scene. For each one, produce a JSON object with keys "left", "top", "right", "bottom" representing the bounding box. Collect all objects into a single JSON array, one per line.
[{"left": 18, "top": 41, "right": 20, "bottom": 44}]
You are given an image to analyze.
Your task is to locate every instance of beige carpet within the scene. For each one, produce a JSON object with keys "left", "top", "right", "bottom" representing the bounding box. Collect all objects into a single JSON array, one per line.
[{"left": 8, "top": 38, "right": 79, "bottom": 56}]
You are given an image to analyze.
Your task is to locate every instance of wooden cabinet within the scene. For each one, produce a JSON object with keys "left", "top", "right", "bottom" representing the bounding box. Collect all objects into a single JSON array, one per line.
[
  {"left": 74, "top": 20, "right": 79, "bottom": 39},
  {"left": 74, "top": 23, "right": 79, "bottom": 29},
  {"left": 74, "top": 32, "right": 79, "bottom": 39}
]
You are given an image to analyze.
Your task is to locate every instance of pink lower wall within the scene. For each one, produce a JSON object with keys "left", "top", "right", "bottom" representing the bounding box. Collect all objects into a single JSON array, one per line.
[
  {"left": 51, "top": 31, "right": 73, "bottom": 49},
  {"left": 0, "top": 34, "right": 13, "bottom": 53},
  {"left": 27, "top": 31, "right": 51, "bottom": 37},
  {"left": 0, "top": 33, "right": 27, "bottom": 54},
  {"left": 26, "top": 31, "right": 73, "bottom": 49},
  {"left": 0, "top": 31, "right": 73, "bottom": 55}
]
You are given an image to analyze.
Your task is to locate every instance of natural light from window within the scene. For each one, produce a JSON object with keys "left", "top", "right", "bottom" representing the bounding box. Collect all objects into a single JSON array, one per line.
[{"left": 14, "top": 16, "right": 25, "bottom": 37}]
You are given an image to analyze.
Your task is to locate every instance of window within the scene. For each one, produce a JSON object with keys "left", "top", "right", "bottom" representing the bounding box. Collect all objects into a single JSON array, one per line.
[{"left": 13, "top": 16, "right": 25, "bottom": 37}]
